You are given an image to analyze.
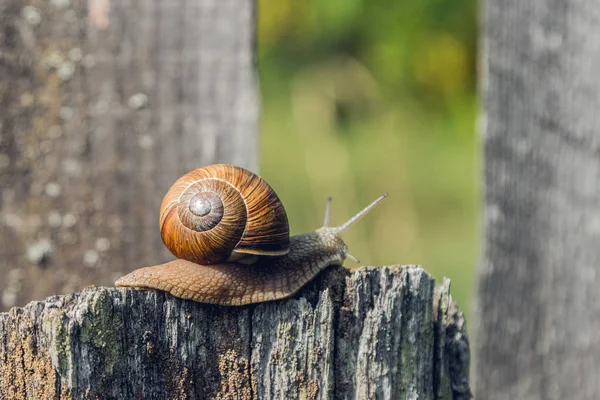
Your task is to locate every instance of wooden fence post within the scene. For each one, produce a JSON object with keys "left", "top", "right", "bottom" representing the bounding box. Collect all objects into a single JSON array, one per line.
[
  {"left": 0, "top": 0, "right": 258, "bottom": 311},
  {"left": 477, "top": 0, "right": 600, "bottom": 397},
  {"left": 0, "top": 265, "right": 470, "bottom": 399}
]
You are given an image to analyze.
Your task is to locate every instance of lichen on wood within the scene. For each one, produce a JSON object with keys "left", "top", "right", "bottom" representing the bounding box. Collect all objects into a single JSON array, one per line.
[{"left": 0, "top": 265, "right": 470, "bottom": 399}]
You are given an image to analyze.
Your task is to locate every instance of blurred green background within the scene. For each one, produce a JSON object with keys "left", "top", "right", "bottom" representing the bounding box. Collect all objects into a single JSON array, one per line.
[{"left": 257, "top": 0, "right": 478, "bottom": 319}]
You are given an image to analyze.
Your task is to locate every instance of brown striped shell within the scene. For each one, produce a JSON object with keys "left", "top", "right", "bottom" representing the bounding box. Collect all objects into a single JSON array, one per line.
[{"left": 159, "top": 164, "right": 290, "bottom": 265}]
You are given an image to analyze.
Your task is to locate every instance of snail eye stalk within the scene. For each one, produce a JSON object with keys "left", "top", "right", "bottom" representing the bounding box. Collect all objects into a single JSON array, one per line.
[
  {"left": 333, "top": 193, "right": 388, "bottom": 235},
  {"left": 323, "top": 197, "right": 332, "bottom": 227}
]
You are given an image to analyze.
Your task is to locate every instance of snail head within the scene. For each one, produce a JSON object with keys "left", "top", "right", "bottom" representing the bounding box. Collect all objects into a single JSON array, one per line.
[{"left": 316, "top": 193, "right": 388, "bottom": 264}]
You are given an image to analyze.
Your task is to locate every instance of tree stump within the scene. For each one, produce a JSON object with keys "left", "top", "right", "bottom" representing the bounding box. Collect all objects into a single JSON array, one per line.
[{"left": 0, "top": 265, "right": 469, "bottom": 399}]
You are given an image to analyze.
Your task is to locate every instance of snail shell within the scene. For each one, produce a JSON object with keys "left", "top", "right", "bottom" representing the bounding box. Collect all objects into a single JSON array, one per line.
[
  {"left": 116, "top": 164, "right": 387, "bottom": 306},
  {"left": 159, "top": 164, "right": 289, "bottom": 265}
]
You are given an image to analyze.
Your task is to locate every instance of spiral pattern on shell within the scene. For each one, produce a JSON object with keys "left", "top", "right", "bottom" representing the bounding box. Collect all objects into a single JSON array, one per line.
[{"left": 159, "top": 164, "right": 290, "bottom": 265}]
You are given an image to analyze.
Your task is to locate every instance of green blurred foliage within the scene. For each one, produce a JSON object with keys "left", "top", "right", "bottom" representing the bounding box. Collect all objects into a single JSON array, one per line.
[{"left": 258, "top": 0, "right": 478, "bottom": 318}]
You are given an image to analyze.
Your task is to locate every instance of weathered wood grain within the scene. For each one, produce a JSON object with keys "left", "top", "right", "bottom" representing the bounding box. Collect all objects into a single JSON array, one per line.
[
  {"left": 478, "top": 0, "right": 600, "bottom": 398},
  {"left": 0, "top": 265, "right": 470, "bottom": 399},
  {"left": 0, "top": 0, "right": 258, "bottom": 311}
]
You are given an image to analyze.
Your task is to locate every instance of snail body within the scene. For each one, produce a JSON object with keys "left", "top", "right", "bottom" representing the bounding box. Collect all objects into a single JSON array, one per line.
[{"left": 116, "top": 164, "right": 386, "bottom": 306}]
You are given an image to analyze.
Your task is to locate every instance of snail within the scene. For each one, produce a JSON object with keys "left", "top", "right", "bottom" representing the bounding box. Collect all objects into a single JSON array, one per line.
[{"left": 115, "top": 164, "right": 386, "bottom": 306}]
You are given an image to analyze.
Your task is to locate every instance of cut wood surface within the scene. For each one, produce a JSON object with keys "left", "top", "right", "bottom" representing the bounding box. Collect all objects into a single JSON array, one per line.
[{"left": 0, "top": 265, "right": 470, "bottom": 400}]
